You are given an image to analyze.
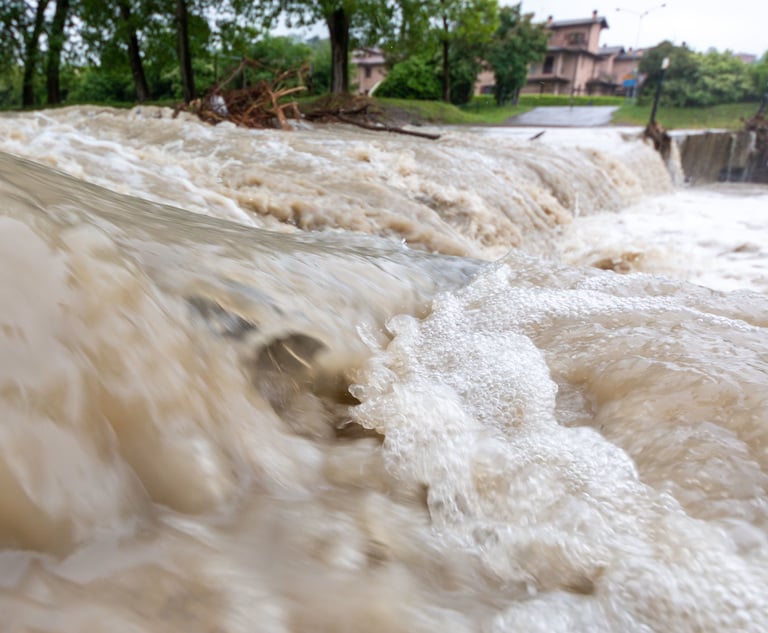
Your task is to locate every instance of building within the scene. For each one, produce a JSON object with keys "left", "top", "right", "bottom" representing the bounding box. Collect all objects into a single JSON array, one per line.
[
  {"left": 523, "top": 11, "right": 643, "bottom": 97},
  {"left": 352, "top": 49, "right": 387, "bottom": 95},
  {"left": 352, "top": 11, "right": 646, "bottom": 99}
]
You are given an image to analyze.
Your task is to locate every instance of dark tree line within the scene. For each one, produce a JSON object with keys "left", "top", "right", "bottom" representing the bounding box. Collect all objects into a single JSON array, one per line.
[{"left": 0, "top": 0, "right": 554, "bottom": 108}]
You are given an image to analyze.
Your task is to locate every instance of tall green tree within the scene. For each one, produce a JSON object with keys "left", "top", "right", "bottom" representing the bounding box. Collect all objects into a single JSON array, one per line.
[
  {"left": 117, "top": 0, "right": 150, "bottom": 101},
  {"left": 487, "top": 3, "right": 546, "bottom": 106},
  {"left": 45, "top": 0, "right": 70, "bottom": 104},
  {"left": 430, "top": 0, "right": 498, "bottom": 102},
  {"left": 79, "top": 0, "right": 152, "bottom": 101},
  {"left": 175, "top": 0, "right": 195, "bottom": 100},
  {"left": 19, "top": 0, "right": 49, "bottom": 108},
  {"left": 275, "top": 0, "right": 391, "bottom": 94}
]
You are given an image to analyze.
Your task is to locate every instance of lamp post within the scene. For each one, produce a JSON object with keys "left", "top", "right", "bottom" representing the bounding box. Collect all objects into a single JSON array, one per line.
[
  {"left": 759, "top": 82, "right": 768, "bottom": 115},
  {"left": 616, "top": 4, "right": 667, "bottom": 101},
  {"left": 649, "top": 56, "right": 670, "bottom": 124}
]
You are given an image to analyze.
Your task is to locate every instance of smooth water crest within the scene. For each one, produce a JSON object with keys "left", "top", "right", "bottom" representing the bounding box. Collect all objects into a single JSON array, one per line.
[{"left": 1, "top": 107, "right": 767, "bottom": 632}]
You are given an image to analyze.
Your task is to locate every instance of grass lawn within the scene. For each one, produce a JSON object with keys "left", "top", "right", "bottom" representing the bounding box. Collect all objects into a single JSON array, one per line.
[
  {"left": 611, "top": 102, "right": 760, "bottom": 130},
  {"left": 375, "top": 97, "right": 529, "bottom": 125},
  {"left": 374, "top": 95, "right": 760, "bottom": 131}
]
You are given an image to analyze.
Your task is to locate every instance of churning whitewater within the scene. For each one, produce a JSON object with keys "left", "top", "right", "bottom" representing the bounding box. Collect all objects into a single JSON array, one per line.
[{"left": 1, "top": 107, "right": 767, "bottom": 632}]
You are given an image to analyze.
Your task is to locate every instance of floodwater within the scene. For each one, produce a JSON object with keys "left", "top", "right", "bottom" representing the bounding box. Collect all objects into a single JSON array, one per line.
[{"left": 0, "top": 106, "right": 767, "bottom": 632}]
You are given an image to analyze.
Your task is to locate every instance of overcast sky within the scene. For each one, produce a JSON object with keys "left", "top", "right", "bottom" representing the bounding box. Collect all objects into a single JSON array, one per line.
[{"left": 518, "top": 1, "right": 767, "bottom": 56}]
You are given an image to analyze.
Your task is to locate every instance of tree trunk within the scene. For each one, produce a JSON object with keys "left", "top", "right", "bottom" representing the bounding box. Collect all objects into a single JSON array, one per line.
[
  {"left": 326, "top": 7, "right": 350, "bottom": 94},
  {"left": 118, "top": 0, "right": 150, "bottom": 102},
  {"left": 22, "top": 0, "right": 50, "bottom": 108},
  {"left": 175, "top": 0, "right": 195, "bottom": 102},
  {"left": 441, "top": 14, "right": 450, "bottom": 103},
  {"left": 46, "top": 0, "right": 70, "bottom": 105}
]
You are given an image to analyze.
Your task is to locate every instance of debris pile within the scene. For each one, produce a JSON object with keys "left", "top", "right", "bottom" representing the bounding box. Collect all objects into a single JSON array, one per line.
[
  {"left": 175, "top": 61, "right": 439, "bottom": 140},
  {"left": 175, "top": 58, "right": 305, "bottom": 130}
]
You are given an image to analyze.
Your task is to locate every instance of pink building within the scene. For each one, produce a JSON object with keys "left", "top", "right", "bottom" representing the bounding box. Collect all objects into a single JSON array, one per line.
[
  {"left": 352, "top": 49, "right": 387, "bottom": 95},
  {"left": 524, "top": 11, "right": 642, "bottom": 97}
]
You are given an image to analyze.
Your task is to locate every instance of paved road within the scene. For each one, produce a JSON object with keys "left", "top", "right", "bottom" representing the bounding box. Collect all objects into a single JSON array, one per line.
[{"left": 505, "top": 106, "right": 619, "bottom": 127}]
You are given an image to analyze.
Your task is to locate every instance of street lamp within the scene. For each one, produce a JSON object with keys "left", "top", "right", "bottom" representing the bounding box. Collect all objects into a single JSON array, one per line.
[
  {"left": 616, "top": 4, "right": 667, "bottom": 100},
  {"left": 650, "top": 56, "right": 670, "bottom": 124}
]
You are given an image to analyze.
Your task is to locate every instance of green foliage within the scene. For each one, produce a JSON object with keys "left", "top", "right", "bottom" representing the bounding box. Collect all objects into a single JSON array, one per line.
[
  {"left": 274, "top": 1, "right": 394, "bottom": 93},
  {"left": 431, "top": 0, "right": 499, "bottom": 102},
  {"left": 447, "top": 42, "right": 482, "bottom": 104},
  {"left": 375, "top": 55, "right": 441, "bottom": 100},
  {"left": 640, "top": 42, "right": 754, "bottom": 107},
  {"left": 68, "top": 65, "right": 136, "bottom": 102},
  {"left": 307, "top": 38, "right": 332, "bottom": 94},
  {"left": 487, "top": 4, "right": 546, "bottom": 106},
  {"left": 242, "top": 36, "right": 312, "bottom": 85},
  {"left": 0, "top": 66, "right": 21, "bottom": 108},
  {"left": 751, "top": 51, "right": 768, "bottom": 100}
]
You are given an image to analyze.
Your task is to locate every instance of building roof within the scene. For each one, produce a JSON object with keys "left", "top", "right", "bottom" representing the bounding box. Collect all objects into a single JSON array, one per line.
[
  {"left": 352, "top": 49, "right": 386, "bottom": 66},
  {"left": 599, "top": 45, "right": 625, "bottom": 56},
  {"left": 616, "top": 50, "right": 644, "bottom": 61},
  {"left": 548, "top": 16, "right": 609, "bottom": 29}
]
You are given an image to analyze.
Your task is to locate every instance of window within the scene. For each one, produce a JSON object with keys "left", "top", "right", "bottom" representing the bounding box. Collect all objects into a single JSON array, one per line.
[
  {"left": 364, "top": 67, "right": 372, "bottom": 79},
  {"left": 543, "top": 56, "right": 555, "bottom": 74},
  {"left": 568, "top": 32, "right": 586, "bottom": 46}
]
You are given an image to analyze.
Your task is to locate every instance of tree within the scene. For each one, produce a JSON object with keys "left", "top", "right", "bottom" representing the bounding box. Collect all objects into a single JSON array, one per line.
[
  {"left": 749, "top": 51, "right": 768, "bottom": 103},
  {"left": 276, "top": 0, "right": 391, "bottom": 94},
  {"left": 79, "top": 0, "right": 152, "bottom": 102},
  {"left": 430, "top": 0, "right": 498, "bottom": 102},
  {"left": 175, "top": 0, "right": 195, "bottom": 101},
  {"left": 487, "top": 3, "right": 546, "bottom": 106},
  {"left": 697, "top": 50, "right": 752, "bottom": 106},
  {"left": 117, "top": 0, "right": 150, "bottom": 102},
  {"left": 640, "top": 42, "right": 753, "bottom": 107},
  {"left": 45, "top": 0, "right": 71, "bottom": 104},
  {"left": 18, "top": 0, "right": 51, "bottom": 107},
  {"left": 639, "top": 42, "right": 700, "bottom": 107}
]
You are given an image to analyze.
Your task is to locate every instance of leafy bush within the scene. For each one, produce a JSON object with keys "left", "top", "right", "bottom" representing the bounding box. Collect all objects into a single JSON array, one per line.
[
  {"left": 0, "top": 67, "right": 20, "bottom": 108},
  {"left": 307, "top": 39, "right": 332, "bottom": 95},
  {"left": 375, "top": 55, "right": 441, "bottom": 101},
  {"left": 67, "top": 66, "right": 136, "bottom": 103}
]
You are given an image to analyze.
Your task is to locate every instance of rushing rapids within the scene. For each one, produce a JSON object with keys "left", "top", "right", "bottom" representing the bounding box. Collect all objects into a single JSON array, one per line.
[{"left": 1, "top": 107, "right": 767, "bottom": 632}]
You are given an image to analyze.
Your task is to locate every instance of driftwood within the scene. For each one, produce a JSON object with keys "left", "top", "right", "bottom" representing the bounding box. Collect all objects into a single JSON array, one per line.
[
  {"left": 742, "top": 112, "right": 768, "bottom": 183},
  {"left": 335, "top": 114, "right": 440, "bottom": 140},
  {"left": 643, "top": 120, "right": 672, "bottom": 161},
  {"left": 303, "top": 94, "right": 441, "bottom": 140}
]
